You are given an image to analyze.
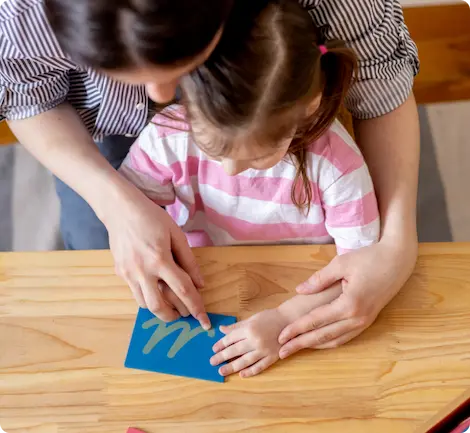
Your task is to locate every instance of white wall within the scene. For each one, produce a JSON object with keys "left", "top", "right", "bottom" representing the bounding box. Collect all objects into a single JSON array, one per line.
[{"left": 401, "top": 0, "right": 462, "bottom": 6}]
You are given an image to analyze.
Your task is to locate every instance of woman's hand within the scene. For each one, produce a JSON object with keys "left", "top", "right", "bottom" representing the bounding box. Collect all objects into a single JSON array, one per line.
[
  {"left": 278, "top": 238, "right": 417, "bottom": 357},
  {"left": 210, "top": 309, "right": 288, "bottom": 378},
  {"left": 103, "top": 184, "right": 211, "bottom": 329}
]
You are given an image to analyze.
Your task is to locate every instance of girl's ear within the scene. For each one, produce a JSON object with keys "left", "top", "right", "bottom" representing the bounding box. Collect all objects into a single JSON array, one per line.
[{"left": 305, "top": 94, "right": 322, "bottom": 117}]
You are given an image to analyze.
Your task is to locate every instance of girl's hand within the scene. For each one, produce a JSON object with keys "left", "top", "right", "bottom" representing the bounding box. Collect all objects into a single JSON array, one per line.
[
  {"left": 103, "top": 185, "right": 211, "bottom": 329},
  {"left": 278, "top": 239, "right": 417, "bottom": 357},
  {"left": 210, "top": 309, "right": 288, "bottom": 378}
]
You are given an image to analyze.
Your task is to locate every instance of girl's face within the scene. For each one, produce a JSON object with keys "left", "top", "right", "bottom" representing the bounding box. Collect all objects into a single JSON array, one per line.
[
  {"left": 194, "top": 97, "right": 321, "bottom": 176},
  {"left": 203, "top": 134, "right": 294, "bottom": 176}
]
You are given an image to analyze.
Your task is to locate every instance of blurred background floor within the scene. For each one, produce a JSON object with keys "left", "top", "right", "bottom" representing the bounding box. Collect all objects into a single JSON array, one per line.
[
  {"left": 0, "top": 144, "right": 62, "bottom": 251},
  {"left": 422, "top": 101, "right": 470, "bottom": 241}
]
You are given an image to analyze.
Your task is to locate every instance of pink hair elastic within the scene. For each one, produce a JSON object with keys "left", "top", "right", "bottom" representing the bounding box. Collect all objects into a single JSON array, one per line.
[{"left": 318, "top": 45, "right": 328, "bottom": 56}]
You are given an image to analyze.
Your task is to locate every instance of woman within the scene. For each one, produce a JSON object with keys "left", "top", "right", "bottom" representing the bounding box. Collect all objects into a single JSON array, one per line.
[{"left": 0, "top": 0, "right": 420, "bottom": 353}]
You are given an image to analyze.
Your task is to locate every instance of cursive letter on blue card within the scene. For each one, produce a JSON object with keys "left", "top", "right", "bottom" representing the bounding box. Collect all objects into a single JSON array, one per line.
[{"left": 125, "top": 308, "right": 237, "bottom": 382}]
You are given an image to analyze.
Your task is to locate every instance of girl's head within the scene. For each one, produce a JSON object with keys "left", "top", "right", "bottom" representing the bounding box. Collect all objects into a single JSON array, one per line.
[
  {"left": 180, "top": 0, "right": 357, "bottom": 208},
  {"left": 46, "top": 0, "right": 269, "bottom": 103}
]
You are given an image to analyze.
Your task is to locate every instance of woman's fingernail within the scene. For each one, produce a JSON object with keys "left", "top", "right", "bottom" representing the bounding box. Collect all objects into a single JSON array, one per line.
[
  {"left": 198, "top": 314, "right": 211, "bottom": 330},
  {"left": 279, "top": 349, "right": 289, "bottom": 359}
]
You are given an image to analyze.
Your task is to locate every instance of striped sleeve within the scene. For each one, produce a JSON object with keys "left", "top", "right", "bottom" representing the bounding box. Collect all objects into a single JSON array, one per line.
[
  {"left": 0, "top": 57, "right": 70, "bottom": 121},
  {"left": 119, "top": 122, "right": 177, "bottom": 206},
  {"left": 316, "top": 123, "right": 380, "bottom": 254},
  {"left": 0, "top": 2, "right": 71, "bottom": 121},
  {"left": 302, "top": 0, "right": 419, "bottom": 119}
]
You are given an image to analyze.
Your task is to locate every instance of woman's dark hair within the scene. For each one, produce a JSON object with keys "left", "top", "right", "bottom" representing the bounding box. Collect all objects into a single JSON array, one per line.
[
  {"left": 45, "top": 0, "right": 235, "bottom": 69},
  {"left": 180, "top": 0, "right": 358, "bottom": 211}
]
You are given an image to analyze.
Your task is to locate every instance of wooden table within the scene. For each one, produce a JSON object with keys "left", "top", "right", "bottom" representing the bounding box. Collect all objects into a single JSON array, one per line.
[{"left": 1, "top": 244, "right": 470, "bottom": 433}]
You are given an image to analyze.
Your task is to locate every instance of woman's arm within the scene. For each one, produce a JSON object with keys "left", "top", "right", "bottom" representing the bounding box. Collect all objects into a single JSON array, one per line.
[
  {"left": 9, "top": 103, "right": 124, "bottom": 215},
  {"left": 8, "top": 103, "right": 210, "bottom": 329},
  {"left": 278, "top": 94, "right": 420, "bottom": 356},
  {"left": 355, "top": 93, "right": 420, "bottom": 253}
]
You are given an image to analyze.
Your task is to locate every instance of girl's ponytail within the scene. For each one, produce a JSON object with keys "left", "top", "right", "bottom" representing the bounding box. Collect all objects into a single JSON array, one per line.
[
  {"left": 289, "top": 39, "right": 357, "bottom": 212},
  {"left": 311, "top": 40, "right": 358, "bottom": 139}
]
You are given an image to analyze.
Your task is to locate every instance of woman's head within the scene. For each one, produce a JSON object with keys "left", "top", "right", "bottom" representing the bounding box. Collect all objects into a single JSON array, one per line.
[
  {"left": 46, "top": 0, "right": 235, "bottom": 102},
  {"left": 180, "top": 0, "right": 357, "bottom": 207},
  {"left": 46, "top": 0, "right": 273, "bottom": 103}
]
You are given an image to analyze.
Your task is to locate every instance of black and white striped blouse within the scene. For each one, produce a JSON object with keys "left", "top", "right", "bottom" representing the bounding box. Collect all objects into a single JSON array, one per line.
[{"left": 0, "top": 0, "right": 419, "bottom": 140}]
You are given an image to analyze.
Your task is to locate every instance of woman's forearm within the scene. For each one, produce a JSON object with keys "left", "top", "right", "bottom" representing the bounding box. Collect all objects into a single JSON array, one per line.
[
  {"left": 7, "top": 103, "right": 134, "bottom": 222},
  {"left": 353, "top": 93, "right": 420, "bottom": 247},
  {"left": 9, "top": 103, "right": 209, "bottom": 324}
]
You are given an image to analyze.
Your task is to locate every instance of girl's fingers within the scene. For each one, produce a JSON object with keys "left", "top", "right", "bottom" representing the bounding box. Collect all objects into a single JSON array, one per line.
[
  {"left": 212, "top": 328, "right": 245, "bottom": 353},
  {"left": 218, "top": 351, "right": 262, "bottom": 377},
  {"left": 279, "top": 318, "right": 355, "bottom": 359},
  {"left": 240, "top": 355, "right": 278, "bottom": 378},
  {"left": 210, "top": 339, "right": 251, "bottom": 366}
]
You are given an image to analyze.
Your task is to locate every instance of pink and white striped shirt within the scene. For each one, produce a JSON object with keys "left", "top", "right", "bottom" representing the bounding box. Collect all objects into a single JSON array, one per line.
[{"left": 120, "top": 108, "right": 380, "bottom": 254}]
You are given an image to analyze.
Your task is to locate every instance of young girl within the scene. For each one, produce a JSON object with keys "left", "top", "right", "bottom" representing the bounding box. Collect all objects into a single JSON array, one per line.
[{"left": 120, "top": 0, "right": 380, "bottom": 378}]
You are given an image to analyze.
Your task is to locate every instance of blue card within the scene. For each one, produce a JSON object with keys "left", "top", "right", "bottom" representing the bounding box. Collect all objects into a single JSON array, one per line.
[{"left": 125, "top": 309, "right": 237, "bottom": 382}]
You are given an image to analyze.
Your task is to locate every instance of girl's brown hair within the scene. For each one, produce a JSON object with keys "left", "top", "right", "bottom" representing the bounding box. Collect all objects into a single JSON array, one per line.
[{"left": 180, "top": 0, "right": 358, "bottom": 210}]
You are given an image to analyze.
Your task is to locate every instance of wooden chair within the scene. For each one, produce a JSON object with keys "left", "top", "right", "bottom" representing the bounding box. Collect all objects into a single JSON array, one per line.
[{"left": 0, "top": 122, "right": 16, "bottom": 146}]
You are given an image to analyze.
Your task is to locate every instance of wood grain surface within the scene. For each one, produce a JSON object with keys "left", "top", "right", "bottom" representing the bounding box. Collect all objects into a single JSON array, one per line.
[
  {"left": 405, "top": 3, "right": 470, "bottom": 104},
  {"left": 1, "top": 244, "right": 470, "bottom": 433}
]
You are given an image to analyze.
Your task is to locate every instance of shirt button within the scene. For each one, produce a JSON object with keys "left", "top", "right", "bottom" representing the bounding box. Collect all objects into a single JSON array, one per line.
[
  {"left": 125, "top": 133, "right": 134, "bottom": 138},
  {"left": 136, "top": 102, "right": 145, "bottom": 111}
]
